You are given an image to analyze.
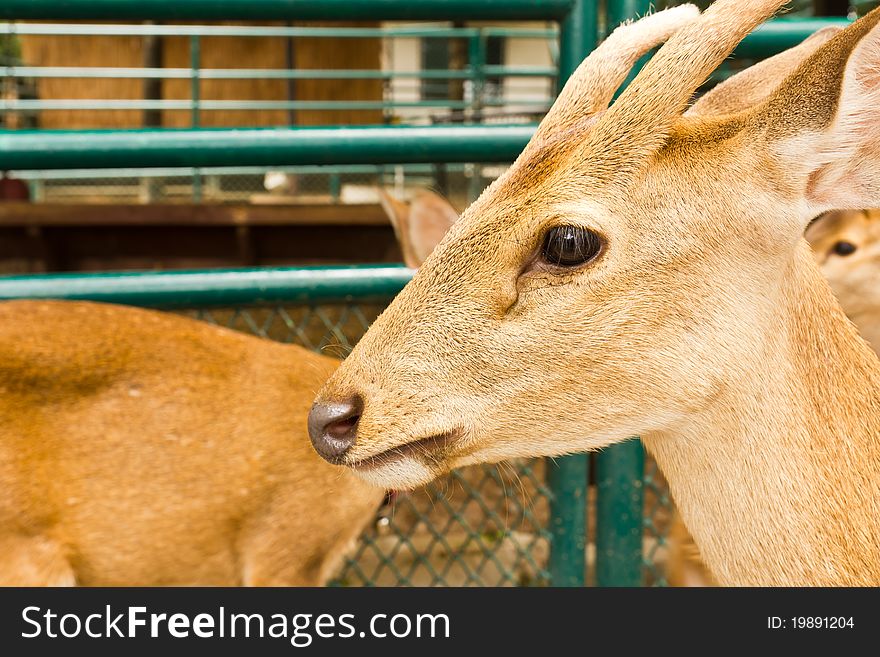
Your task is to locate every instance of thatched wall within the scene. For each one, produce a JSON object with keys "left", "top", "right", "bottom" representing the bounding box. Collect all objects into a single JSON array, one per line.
[
  {"left": 19, "top": 29, "right": 144, "bottom": 129},
  {"left": 18, "top": 22, "right": 382, "bottom": 130},
  {"left": 290, "top": 22, "right": 383, "bottom": 127}
]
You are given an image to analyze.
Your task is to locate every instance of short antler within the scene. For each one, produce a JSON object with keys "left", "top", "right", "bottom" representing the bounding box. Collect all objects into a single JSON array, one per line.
[
  {"left": 585, "top": 0, "right": 788, "bottom": 177},
  {"left": 530, "top": 4, "right": 700, "bottom": 146}
]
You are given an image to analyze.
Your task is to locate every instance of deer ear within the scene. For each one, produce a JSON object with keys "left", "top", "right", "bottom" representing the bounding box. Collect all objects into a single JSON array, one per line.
[
  {"left": 378, "top": 189, "right": 459, "bottom": 268},
  {"left": 767, "top": 11, "right": 880, "bottom": 215},
  {"left": 403, "top": 191, "right": 459, "bottom": 268}
]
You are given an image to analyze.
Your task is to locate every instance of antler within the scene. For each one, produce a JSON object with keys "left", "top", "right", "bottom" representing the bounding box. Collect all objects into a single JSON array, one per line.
[
  {"left": 529, "top": 4, "right": 700, "bottom": 146},
  {"left": 584, "top": 0, "right": 788, "bottom": 178}
]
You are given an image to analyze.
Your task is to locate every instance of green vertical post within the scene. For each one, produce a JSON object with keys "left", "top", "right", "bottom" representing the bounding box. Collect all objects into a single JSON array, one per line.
[
  {"left": 557, "top": 0, "right": 597, "bottom": 94},
  {"left": 606, "top": 0, "right": 649, "bottom": 35},
  {"left": 190, "top": 34, "right": 202, "bottom": 202},
  {"left": 546, "top": 0, "right": 596, "bottom": 588},
  {"left": 468, "top": 31, "right": 487, "bottom": 113},
  {"left": 595, "top": 439, "right": 645, "bottom": 586},
  {"left": 594, "top": 0, "right": 651, "bottom": 587},
  {"left": 329, "top": 172, "right": 342, "bottom": 202},
  {"left": 467, "top": 31, "right": 487, "bottom": 202}
]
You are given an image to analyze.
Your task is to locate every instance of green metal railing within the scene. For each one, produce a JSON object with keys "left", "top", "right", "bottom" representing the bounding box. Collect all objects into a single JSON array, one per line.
[
  {"left": 0, "top": 264, "right": 413, "bottom": 307},
  {"left": 0, "top": 0, "right": 856, "bottom": 586},
  {"left": 0, "top": 1, "right": 576, "bottom": 21},
  {"left": 0, "top": 13, "right": 558, "bottom": 202},
  {"left": 0, "top": 23, "right": 558, "bottom": 117},
  {"left": 0, "top": 125, "right": 535, "bottom": 170}
]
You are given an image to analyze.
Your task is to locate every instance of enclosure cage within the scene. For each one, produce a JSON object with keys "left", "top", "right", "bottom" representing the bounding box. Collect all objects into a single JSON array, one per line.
[{"left": 0, "top": 0, "right": 865, "bottom": 586}]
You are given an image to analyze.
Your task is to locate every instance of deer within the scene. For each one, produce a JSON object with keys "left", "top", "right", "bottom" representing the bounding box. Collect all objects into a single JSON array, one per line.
[
  {"left": 0, "top": 190, "right": 455, "bottom": 586},
  {"left": 309, "top": 0, "right": 880, "bottom": 586}
]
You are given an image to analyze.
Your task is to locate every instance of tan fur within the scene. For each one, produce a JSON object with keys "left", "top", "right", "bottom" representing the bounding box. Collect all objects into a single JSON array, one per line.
[
  {"left": 315, "top": 3, "right": 880, "bottom": 586},
  {"left": 687, "top": 27, "right": 842, "bottom": 118},
  {"left": 668, "top": 208, "right": 880, "bottom": 586},
  {"left": 0, "top": 301, "right": 382, "bottom": 586}
]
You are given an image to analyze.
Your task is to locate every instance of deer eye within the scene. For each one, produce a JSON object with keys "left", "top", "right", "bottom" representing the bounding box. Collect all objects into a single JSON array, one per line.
[
  {"left": 832, "top": 241, "right": 857, "bottom": 257},
  {"left": 540, "top": 225, "right": 602, "bottom": 268}
]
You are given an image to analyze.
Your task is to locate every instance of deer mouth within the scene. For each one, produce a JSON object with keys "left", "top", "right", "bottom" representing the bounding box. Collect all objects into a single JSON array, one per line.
[{"left": 347, "top": 430, "right": 460, "bottom": 472}]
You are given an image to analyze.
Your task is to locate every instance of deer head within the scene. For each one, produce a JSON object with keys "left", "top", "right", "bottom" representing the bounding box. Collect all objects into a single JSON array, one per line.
[
  {"left": 807, "top": 208, "right": 880, "bottom": 351},
  {"left": 310, "top": 1, "right": 880, "bottom": 493}
]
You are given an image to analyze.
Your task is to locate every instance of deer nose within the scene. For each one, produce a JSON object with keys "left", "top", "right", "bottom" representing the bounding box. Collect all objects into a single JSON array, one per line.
[{"left": 308, "top": 396, "right": 362, "bottom": 463}]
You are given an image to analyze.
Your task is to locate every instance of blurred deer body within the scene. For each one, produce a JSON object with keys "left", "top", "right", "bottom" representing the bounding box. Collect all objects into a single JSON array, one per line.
[
  {"left": 0, "top": 301, "right": 382, "bottom": 586},
  {"left": 312, "top": 2, "right": 880, "bottom": 586}
]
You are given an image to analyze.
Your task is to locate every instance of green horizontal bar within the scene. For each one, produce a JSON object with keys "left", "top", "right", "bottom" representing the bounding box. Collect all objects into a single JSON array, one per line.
[
  {"left": 3, "top": 99, "right": 550, "bottom": 112},
  {"left": 0, "top": 23, "right": 556, "bottom": 39},
  {"left": 0, "top": 1, "right": 573, "bottom": 21},
  {"left": 0, "top": 125, "right": 536, "bottom": 169},
  {"left": 483, "top": 65, "right": 557, "bottom": 78},
  {"left": 0, "top": 265, "right": 414, "bottom": 308},
  {"left": 6, "top": 66, "right": 555, "bottom": 81},
  {"left": 735, "top": 18, "right": 853, "bottom": 58},
  {"left": 1, "top": 99, "right": 479, "bottom": 111},
  {"left": 12, "top": 163, "right": 464, "bottom": 180}
]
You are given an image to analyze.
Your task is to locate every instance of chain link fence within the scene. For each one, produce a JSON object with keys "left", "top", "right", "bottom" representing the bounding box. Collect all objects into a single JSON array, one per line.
[
  {"left": 19, "top": 163, "right": 494, "bottom": 206},
  {"left": 179, "top": 300, "right": 673, "bottom": 586}
]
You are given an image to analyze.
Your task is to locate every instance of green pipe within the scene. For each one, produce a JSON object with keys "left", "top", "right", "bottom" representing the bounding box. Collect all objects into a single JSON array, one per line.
[
  {"left": 0, "top": 23, "right": 556, "bottom": 39},
  {"left": 1, "top": 100, "right": 483, "bottom": 111},
  {"left": 12, "top": 163, "right": 466, "bottom": 180},
  {"left": 189, "top": 36, "right": 201, "bottom": 129},
  {"left": 605, "top": 0, "right": 646, "bottom": 34},
  {"left": 468, "top": 33, "right": 487, "bottom": 112},
  {"left": 558, "top": 0, "right": 597, "bottom": 94},
  {"left": 595, "top": 439, "right": 645, "bottom": 587},
  {"left": 189, "top": 35, "right": 202, "bottom": 202},
  {"left": 0, "top": 125, "right": 536, "bottom": 170},
  {"left": 0, "top": 265, "right": 413, "bottom": 308},
  {"left": 546, "top": 457, "right": 589, "bottom": 587},
  {"left": 0, "top": 1, "right": 575, "bottom": 21},
  {"left": 546, "top": 0, "right": 594, "bottom": 589},
  {"left": 5, "top": 66, "right": 557, "bottom": 80}
]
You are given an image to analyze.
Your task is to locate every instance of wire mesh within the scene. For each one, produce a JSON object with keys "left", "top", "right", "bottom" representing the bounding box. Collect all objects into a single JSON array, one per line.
[{"left": 179, "top": 301, "right": 673, "bottom": 586}]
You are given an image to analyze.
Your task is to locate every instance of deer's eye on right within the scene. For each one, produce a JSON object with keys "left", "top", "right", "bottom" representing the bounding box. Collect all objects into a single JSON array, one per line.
[
  {"left": 832, "top": 241, "right": 857, "bottom": 257},
  {"left": 539, "top": 225, "right": 603, "bottom": 269}
]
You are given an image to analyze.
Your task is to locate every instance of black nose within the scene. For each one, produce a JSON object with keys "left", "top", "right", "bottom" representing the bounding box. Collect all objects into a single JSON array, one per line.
[{"left": 308, "top": 396, "right": 362, "bottom": 463}]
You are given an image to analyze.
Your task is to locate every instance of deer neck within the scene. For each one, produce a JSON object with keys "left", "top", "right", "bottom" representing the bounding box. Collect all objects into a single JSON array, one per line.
[{"left": 643, "top": 246, "right": 880, "bottom": 586}]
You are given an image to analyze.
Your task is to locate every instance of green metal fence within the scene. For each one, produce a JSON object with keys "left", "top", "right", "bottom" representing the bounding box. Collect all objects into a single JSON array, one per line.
[
  {"left": 0, "top": 0, "right": 857, "bottom": 586},
  {"left": 0, "top": 23, "right": 558, "bottom": 118},
  {"left": 1, "top": 2, "right": 560, "bottom": 202}
]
